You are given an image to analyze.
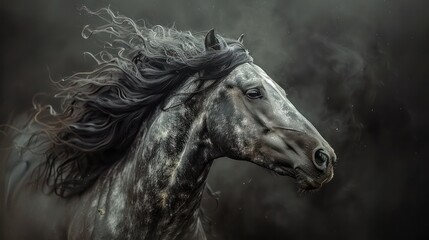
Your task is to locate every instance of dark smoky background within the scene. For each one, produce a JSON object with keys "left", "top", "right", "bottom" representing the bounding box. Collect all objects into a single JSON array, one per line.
[{"left": 1, "top": 0, "right": 428, "bottom": 239}]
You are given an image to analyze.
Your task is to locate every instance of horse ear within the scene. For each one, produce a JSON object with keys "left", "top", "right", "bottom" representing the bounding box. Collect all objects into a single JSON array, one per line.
[
  {"left": 238, "top": 34, "right": 244, "bottom": 44},
  {"left": 205, "top": 29, "right": 221, "bottom": 51}
]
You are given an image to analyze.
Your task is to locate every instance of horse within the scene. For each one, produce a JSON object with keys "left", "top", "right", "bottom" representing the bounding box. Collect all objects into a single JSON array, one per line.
[{"left": 3, "top": 8, "right": 336, "bottom": 240}]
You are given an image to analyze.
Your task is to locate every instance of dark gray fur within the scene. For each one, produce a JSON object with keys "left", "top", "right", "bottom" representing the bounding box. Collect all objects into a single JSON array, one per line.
[{"left": 4, "top": 8, "right": 336, "bottom": 240}]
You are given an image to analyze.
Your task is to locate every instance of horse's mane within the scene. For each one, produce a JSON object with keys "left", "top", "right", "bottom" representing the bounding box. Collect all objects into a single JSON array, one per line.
[{"left": 32, "top": 7, "right": 252, "bottom": 197}]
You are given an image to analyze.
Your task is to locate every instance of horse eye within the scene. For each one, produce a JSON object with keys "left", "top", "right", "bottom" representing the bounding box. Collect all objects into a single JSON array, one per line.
[{"left": 245, "top": 88, "right": 263, "bottom": 99}]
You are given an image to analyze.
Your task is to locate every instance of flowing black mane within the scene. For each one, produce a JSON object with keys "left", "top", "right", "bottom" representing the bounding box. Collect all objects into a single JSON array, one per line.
[{"left": 33, "top": 7, "right": 252, "bottom": 197}]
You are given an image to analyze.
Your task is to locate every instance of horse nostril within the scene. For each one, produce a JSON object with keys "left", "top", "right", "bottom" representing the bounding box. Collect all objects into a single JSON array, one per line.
[{"left": 313, "top": 149, "right": 329, "bottom": 171}]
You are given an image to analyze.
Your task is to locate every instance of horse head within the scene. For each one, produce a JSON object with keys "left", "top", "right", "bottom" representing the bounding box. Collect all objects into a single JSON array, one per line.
[{"left": 204, "top": 30, "right": 336, "bottom": 190}]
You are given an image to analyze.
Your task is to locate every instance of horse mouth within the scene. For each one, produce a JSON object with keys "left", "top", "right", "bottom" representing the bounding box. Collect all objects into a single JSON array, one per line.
[
  {"left": 271, "top": 165, "right": 326, "bottom": 190},
  {"left": 271, "top": 165, "right": 297, "bottom": 178},
  {"left": 295, "top": 168, "right": 323, "bottom": 190}
]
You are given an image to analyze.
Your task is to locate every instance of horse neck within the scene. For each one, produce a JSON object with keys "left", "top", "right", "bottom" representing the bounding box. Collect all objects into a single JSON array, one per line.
[{"left": 118, "top": 91, "right": 218, "bottom": 237}]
